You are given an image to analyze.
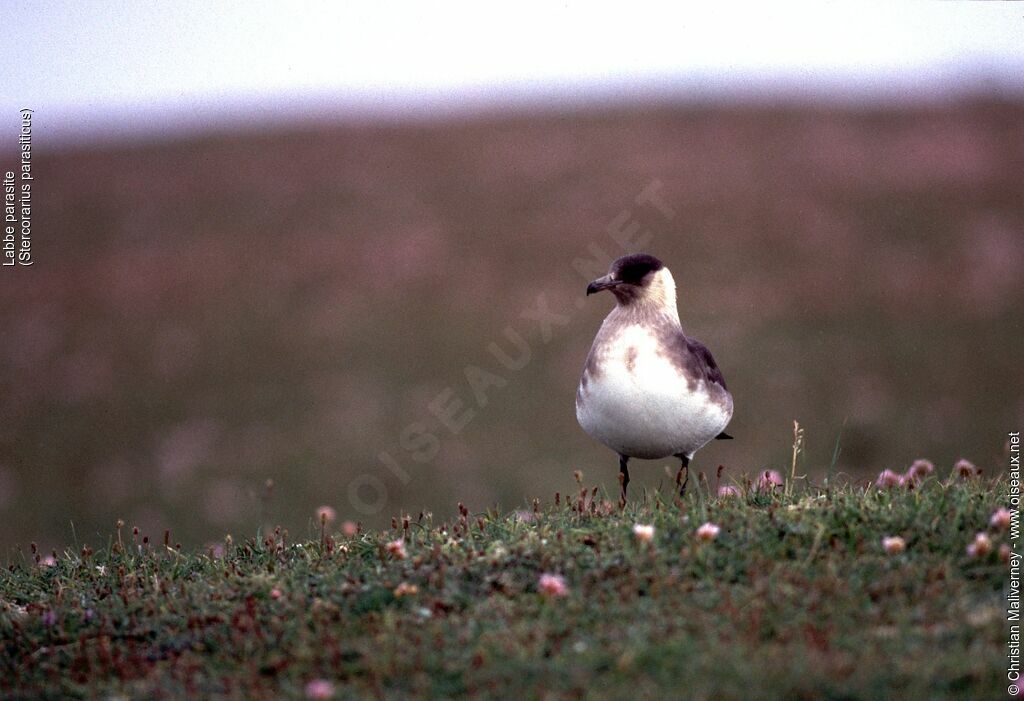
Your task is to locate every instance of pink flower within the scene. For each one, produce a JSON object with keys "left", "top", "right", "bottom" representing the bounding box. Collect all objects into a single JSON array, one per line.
[
  {"left": 304, "top": 679, "right": 335, "bottom": 699},
  {"left": 1000, "top": 544, "right": 1013, "bottom": 564},
  {"left": 991, "top": 507, "right": 1013, "bottom": 531},
  {"left": 393, "top": 582, "right": 419, "bottom": 597},
  {"left": 954, "top": 459, "right": 980, "bottom": 478},
  {"left": 875, "top": 470, "right": 904, "bottom": 489},
  {"left": 633, "top": 524, "right": 655, "bottom": 543},
  {"left": 270, "top": 588, "right": 282, "bottom": 600},
  {"left": 696, "top": 522, "right": 721, "bottom": 542},
  {"left": 902, "top": 461, "right": 933, "bottom": 488},
  {"left": 39, "top": 555, "right": 57, "bottom": 568},
  {"left": 966, "top": 532, "right": 992, "bottom": 558},
  {"left": 315, "top": 506, "right": 336, "bottom": 524},
  {"left": 341, "top": 521, "right": 358, "bottom": 537},
  {"left": 538, "top": 573, "right": 569, "bottom": 598},
  {"left": 757, "top": 470, "right": 783, "bottom": 492},
  {"left": 717, "top": 485, "right": 741, "bottom": 498},
  {"left": 882, "top": 536, "right": 906, "bottom": 554},
  {"left": 905, "top": 459, "right": 934, "bottom": 482},
  {"left": 385, "top": 539, "right": 407, "bottom": 560}
]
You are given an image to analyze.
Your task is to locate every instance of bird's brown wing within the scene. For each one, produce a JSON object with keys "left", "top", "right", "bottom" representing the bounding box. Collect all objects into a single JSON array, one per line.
[{"left": 680, "top": 337, "right": 728, "bottom": 392}]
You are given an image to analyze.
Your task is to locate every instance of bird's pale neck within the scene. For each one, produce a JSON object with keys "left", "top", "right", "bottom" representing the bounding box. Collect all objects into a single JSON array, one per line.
[{"left": 611, "top": 268, "right": 681, "bottom": 325}]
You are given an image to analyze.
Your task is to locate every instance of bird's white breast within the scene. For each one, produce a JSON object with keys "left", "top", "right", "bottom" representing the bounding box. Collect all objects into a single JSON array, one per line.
[{"left": 576, "top": 323, "right": 732, "bottom": 460}]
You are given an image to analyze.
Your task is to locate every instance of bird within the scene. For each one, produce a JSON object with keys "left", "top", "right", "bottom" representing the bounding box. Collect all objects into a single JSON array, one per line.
[{"left": 575, "top": 253, "right": 733, "bottom": 502}]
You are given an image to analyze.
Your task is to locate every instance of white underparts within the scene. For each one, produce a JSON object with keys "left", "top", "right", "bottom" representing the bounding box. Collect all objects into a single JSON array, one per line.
[{"left": 576, "top": 276, "right": 733, "bottom": 461}]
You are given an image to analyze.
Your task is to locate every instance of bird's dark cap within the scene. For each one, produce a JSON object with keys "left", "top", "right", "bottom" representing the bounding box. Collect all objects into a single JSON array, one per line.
[{"left": 612, "top": 254, "right": 664, "bottom": 284}]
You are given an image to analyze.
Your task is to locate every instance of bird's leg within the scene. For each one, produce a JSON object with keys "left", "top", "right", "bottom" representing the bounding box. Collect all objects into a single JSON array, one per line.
[
  {"left": 674, "top": 454, "right": 690, "bottom": 497},
  {"left": 618, "top": 454, "right": 630, "bottom": 505}
]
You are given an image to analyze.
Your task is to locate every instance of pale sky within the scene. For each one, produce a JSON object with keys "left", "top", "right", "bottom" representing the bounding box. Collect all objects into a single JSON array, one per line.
[{"left": 1, "top": 1, "right": 1022, "bottom": 145}]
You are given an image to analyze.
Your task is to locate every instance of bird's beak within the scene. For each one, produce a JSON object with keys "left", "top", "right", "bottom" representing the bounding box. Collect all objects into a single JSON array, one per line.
[{"left": 586, "top": 274, "right": 619, "bottom": 296}]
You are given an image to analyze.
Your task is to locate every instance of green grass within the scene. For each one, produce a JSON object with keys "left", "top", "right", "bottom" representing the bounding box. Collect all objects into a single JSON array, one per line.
[{"left": 0, "top": 475, "right": 1011, "bottom": 700}]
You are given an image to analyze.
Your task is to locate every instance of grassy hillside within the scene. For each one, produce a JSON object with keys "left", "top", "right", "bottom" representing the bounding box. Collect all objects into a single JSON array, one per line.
[
  {"left": 1, "top": 101, "right": 1022, "bottom": 549},
  {"left": 1, "top": 472, "right": 1010, "bottom": 700}
]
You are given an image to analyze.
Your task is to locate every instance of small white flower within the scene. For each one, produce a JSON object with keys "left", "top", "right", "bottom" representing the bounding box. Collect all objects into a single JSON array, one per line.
[
  {"left": 967, "top": 532, "right": 992, "bottom": 558},
  {"left": 991, "top": 507, "right": 1013, "bottom": 531},
  {"left": 695, "top": 522, "right": 721, "bottom": 542},
  {"left": 882, "top": 536, "right": 906, "bottom": 554},
  {"left": 633, "top": 524, "right": 655, "bottom": 543},
  {"left": 385, "top": 539, "right": 407, "bottom": 560},
  {"left": 393, "top": 582, "right": 419, "bottom": 597}
]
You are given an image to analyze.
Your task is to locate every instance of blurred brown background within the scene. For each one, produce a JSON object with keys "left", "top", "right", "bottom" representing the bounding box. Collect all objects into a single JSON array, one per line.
[{"left": 1, "top": 100, "right": 1023, "bottom": 551}]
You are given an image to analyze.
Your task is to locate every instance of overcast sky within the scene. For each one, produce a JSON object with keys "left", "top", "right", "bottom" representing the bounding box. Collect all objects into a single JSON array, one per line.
[{"left": 2, "top": 2, "right": 1023, "bottom": 145}]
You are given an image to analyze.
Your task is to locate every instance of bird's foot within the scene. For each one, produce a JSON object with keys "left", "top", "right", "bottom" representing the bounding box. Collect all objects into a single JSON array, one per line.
[
  {"left": 618, "top": 455, "right": 630, "bottom": 507},
  {"left": 674, "top": 457, "right": 690, "bottom": 498}
]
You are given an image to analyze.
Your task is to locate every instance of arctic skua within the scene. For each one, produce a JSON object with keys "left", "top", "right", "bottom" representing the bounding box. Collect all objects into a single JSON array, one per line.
[{"left": 576, "top": 253, "right": 733, "bottom": 501}]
